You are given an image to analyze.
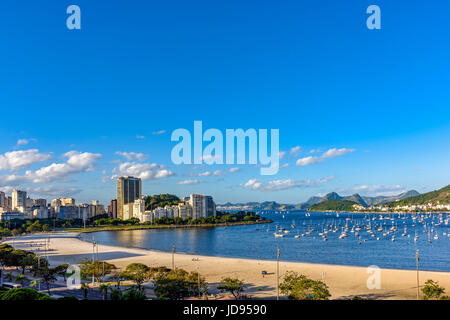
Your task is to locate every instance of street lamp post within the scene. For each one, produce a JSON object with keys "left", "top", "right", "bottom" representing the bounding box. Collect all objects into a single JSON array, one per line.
[
  {"left": 92, "top": 241, "right": 96, "bottom": 285},
  {"left": 277, "top": 248, "right": 280, "bottom": 301},
  {"left": 172, "top": 245, "right": 175, "bottom": 270},
  {"left": 416, "top": 250, "right": 420, "bottom": 300},
  {"left": 197, "top": 266, "right": 201, "bottom": 298}
]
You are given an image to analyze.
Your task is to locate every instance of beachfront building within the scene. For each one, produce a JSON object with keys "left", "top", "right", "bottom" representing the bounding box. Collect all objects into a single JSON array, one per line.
[
  {"left": 117, "top": 176, "right": 142, "bottom": 220},
  {"left": 137, "top": 194, "right": 215, "bottom": 223}
]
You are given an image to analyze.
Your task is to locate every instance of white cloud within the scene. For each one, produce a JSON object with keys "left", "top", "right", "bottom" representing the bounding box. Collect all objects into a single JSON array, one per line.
[
  {"left": 290, "top": 146, "right": 301, "bottom": 155},
  {"left": 194, "top": 170, "right": 224, "bottom": 177},
  {"left": 296, "top": 156, "right": 321, "bottom": 166},
  {"left": 28, "top": 186, "right": 82, "bottom": 197},
  {"left": 136, "top": 135, "right": 145, "bottom": 139},
  {"left": 115, "top": 162, "right": 175, "bottom": 181},
  {"left": 177, "top": 179, "right": 201, "bottom": 185},
  {"left": 17, "top": 139, "right": 29, "bottom": 146},
  {"left": 296, "top": 148, "right": 355, "bottom": 167},
  {"left": 0, "top": 149, "right": 51, "bottom": 171},
  {"left": 152, "top": 130, "right": 166, "bottom": 135},
  {"left": 279, "top": 151, "right": 287, "bottom": 160},
  {"left": 0, "top": 151, "right": 102, "bottom": 185},
  {"left": 280, "top": 163, "right": 289, "bottom": 168},
  {"left": 322, "top": 148, "right": 355, "bottom": 159},
  {"left": 339, "top": 185, "right": 406, "bottom": 197},
  {"left": 115, "top": 151, "right": 148, "bottom": 162},
  {"left": 32, "top": 151, "right": 102, "bottom": 183},
  {"left": 228, "top": 167, "right": 239, "bottom": 173},
  {"left": 242, "top": 176, "right": 334, "bottom": 191}
]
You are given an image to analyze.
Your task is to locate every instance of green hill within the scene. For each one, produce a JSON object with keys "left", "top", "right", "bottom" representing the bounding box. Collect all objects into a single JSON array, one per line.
[
  {"left": 143, "top": 194, "right": 181, "bottom": 210},
  {"left": 384, "top": 185, "right": 450, "bottom": 207},
  {"left": 309, "top": 199, "right": 359, "bottom": 211}
]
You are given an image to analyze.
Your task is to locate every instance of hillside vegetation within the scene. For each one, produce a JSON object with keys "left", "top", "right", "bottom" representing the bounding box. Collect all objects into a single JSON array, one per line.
[
  {"left": 384, "top": 185, "right": 450, "bottom": 207},
  {"left": 309, "top": 200, "right": 358, "bottom": 211}
]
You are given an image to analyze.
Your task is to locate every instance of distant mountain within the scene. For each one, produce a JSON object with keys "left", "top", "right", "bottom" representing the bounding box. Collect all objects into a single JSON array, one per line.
[
  {"left": 322, "top": 192, "right": 343, "bottom": 201},
  {"left": 299, "top": 190, "right": 420, "bottom": 208},
  {"left": 218, "top": 189, "right": 421, "bottom": 211},
  {"left": 295, "top": 196, "right": 322, "bottom": 209},
  {"left": 344, "top": 194, "right": 367, "bottom": 207},
  {"left": 362, "top": 190, "right": 420, "bottom": 206},
  {"left": 384, "top": 185, "right": 449, "bottom": 207},
  {"left": 217, "top": 201, "right": 294, "bottom": 210}
]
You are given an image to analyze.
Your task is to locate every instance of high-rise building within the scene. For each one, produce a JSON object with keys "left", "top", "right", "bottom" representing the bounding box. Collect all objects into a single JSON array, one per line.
[
  {"left": 109, "top": 199, "right": 118, "bottom": 219},
  {"left": 5, "top": 196, "right": 12, "bottom": 211},
  {"left": 12, "top": 189, "right": 27, "bottom": 212},
  {"left": 205, "top": 196, "right": 216, "bottom": 217},
  {"left": 0, "top": 191, "right": 5, "bottom": 208},
  {"left": 60, "top": 198, "right": 75, "bottom": 206},
  {"left": 117, "top": 176, "right": 142, "bottom": 220},
  {"left": 34, "top": 199, "right": 47, "bottom": 207},
  {"left": 189, "top": 194, "right": 216, "bottom": 219}
]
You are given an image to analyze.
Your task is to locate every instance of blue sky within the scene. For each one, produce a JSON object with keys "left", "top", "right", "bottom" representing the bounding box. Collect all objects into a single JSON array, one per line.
[{"left": 0, "top": 0, "right": 449, "bottom": 204}]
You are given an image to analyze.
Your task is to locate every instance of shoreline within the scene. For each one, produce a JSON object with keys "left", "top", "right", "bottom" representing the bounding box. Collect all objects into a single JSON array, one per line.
[
  {"left": 66, "top": 220, "right": 271, "bottom": 234},
  {"left": 6, "top": 231, "right": 450, "bottom": 300}
]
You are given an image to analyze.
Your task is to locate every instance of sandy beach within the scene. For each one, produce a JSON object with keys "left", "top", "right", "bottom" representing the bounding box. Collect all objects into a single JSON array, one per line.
[{"left": 5, "top": 232, "right": 450, "bottom": 300}]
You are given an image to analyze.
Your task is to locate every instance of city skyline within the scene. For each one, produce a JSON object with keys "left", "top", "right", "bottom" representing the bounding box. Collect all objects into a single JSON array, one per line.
[{"left": 1, "top": 1, "right": 450, "bottom": 204}]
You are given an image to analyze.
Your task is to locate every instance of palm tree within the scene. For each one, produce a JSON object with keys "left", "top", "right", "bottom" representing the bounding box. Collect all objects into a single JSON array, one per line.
[
  {"left": 80, "top": 283, "right": 90, "bottom": 299},
  {"left": 99, "top": 284, "right": 110, "bottom": 300},
  {"left": 15, "top": 274, "right": 28, "bottom": 285}
]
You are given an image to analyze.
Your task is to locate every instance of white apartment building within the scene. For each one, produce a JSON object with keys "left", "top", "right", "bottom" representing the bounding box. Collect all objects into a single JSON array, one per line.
[
  {"left": 133, "top": 199, "right": 146, "bottom": 220},
  {"left": 177, "top": 203, "right": 192, "bottom": 219}
]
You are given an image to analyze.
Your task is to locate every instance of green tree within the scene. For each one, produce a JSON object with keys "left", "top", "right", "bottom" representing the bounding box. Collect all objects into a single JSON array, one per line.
[
  {"left": 0, "top": 288, "right": 54, "bottom": 300},
  {"left": 79, "top": 259, "right": 116, "bottom": 283},
  {"left": 152, "top": 268, "right": 205, "bottom": 300},
  {"left": 26, "top": 221, "right": 42, "bottom": 233},
  {"left": 54, "top": 263, "right": 70, "bottom": 281},
  {"left": 80, "top": 283, "right": 90, "bottom": 299},
  {"left": 120, "top": 263, "right": 150, "bottom": 291},
  {"left": 34, "top": 266, "right": 57, "bottom": 295},
  {"left": 110, "top": 288, "right": 123, "bottom": 300},
  {"left": 279, "top": 271, "right": 331, "bottom": 300},
  {"left": 217, "top": 277, "right": 245, "bottom": 300},
  {"left": 422, "top": 279, "right": 446, "bottom": 300},
  {"left": 15, "top": 274, "right": 28, "bottom": 285},
  {"left": 99, "top": 283, "right": 110, "bottom": 300},
  {"left": 122, "top": 288, "right": 147, "bottom": 300}
]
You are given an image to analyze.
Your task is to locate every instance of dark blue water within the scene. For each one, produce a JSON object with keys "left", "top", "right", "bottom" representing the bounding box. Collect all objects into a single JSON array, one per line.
[{"left": 80, "top": 211, "right": 450, "bottom": 271}]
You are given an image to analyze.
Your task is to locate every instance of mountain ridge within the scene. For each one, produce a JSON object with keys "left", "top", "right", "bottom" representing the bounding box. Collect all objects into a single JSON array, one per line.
[{"left": 217, "top": 189, "right": 420, "bottom": 210}]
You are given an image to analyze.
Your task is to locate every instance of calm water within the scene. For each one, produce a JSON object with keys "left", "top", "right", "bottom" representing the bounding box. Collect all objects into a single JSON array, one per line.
[{"left": 80, "top": 211, "right": 450, "bottom": 271}]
